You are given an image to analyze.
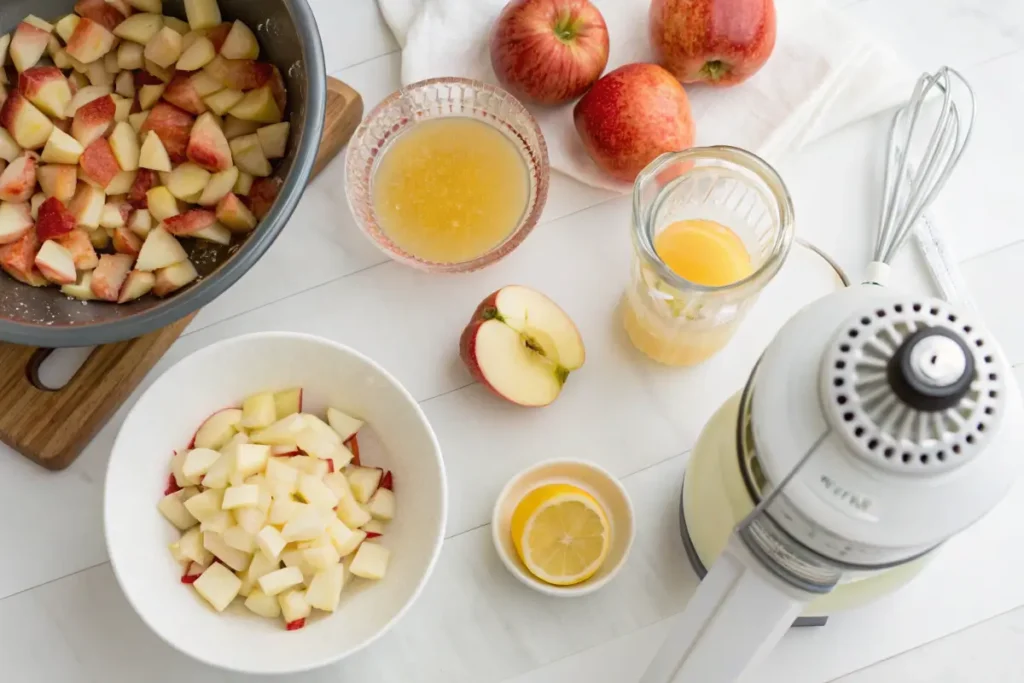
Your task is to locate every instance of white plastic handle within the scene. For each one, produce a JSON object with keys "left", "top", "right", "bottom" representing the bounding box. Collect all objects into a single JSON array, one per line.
[{"left": 640, "top": 535, "right": 813, "bottom": 683}]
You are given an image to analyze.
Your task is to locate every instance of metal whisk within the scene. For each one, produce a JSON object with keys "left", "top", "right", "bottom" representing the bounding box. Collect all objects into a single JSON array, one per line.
[{"left": 866, "top": 67, "right": 976, "bottom": 289}]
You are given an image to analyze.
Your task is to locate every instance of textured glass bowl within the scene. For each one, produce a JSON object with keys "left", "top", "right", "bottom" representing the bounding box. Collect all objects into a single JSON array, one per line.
[{"left": 345, "top": 78, "right": 550, "bottom": 273}]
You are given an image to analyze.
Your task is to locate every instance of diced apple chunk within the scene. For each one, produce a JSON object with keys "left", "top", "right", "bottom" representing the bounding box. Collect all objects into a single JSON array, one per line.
[
  {"left": 349, "top": 542, "right": 390, "bottom": 580},
  {"left": 326, "top": 407, "right": 364, "bottom": 442},
  {"left": 153, "top": 259, "right": 198, "bottom": 296},
  {"left": 256, "top": 525, "right": 287, "bottom": 561},
  {"left": 256, "top": 122, "right": 288, "bottom": 160},
  {"left": 295, "top": 428, "right": 338, "bottom": 463},
  {"left": 282, "top": 505, "right": 327, "bottom": 543},
  {"left": 184, "top": 0, "right": 222, "bottom": 30},
  {"left": 162, "top": 16, "right": 190, "bottom": 36},
  {"left": 138, "top": 130, "right": 172, "bottom": 171},
  {"left": 193, "top": 407, "right": 242, "bottom": 450},
  {"left": 234, "top": 505, "right": 267, "bottom": 535},
  {"left": 305, "top": 564, "right": 344, "bottom": 613},
  {"left": 66, "top": 19, "right": 116, "bottom": 65},
  {"left": 220, "top": 20, "right": 259, "bottom": 60},
  {"left": 182, "top": 447, "right": 220, "bottom": 479},
  {"left": 367, "top": 488, "right": 396, "bottom": 521},
  {"left": 114, "top": 13, "right": 164, "bottom": 44},
  {"left": 240, "top": 391, "right": 276, "bottom": 429},
  {"left": 336, "top": 494, "right": 372, "bottom": 530},
  {"left": 11, "top": 22, "right": 51, "bottom": 73},
  {"left": 203, "top": 88, "right": 242, "bottom": 116},
  {"left": 229, "top": 85, "right": 281, "bottom": 124},
  {"left": 117, "top": 41, "right": 144, "bottom": 70},
  {"left": 222, "top": 524, "right": 256, "bottom": 553},
  {"left": 362, "top": 519, "right": 387, "bottom": 536},
  {"left": 109, "top": 121, "right": 140, "bottom": 171},
  {"left": 267, "top": 498, "right": 303, "bottom": 526},
  {"left": 323, "top": 471, "right": 353, "bottom": 501},
  {"left": 34, "top": 240, "right": 77, "bottom": 285},
  {"left": 234, "top": 443, "right": 270, "bottom": 479},
  {"left": 2, "top": 91, "right": 54, "bottom": 149},
  {"left": 178, "top": 526, "right": 212, "bottom": 565},
  {"left": 296, "top": 473, "right": 339, "bottom": 511},
  {"left": 228, "top": 133, "right": 270, "bottom": 176},
  {"left": 201, "top": 449, "right": 234, "bottom": 489},
  {"left": 56, "top": 15, "right": 81, "bottom": 43},
  {"left": 258, "top": 566, "right": 303, "bottom": 597},
  {"left": 136, "top": 226, "right": 187, "bottom": 270},
  {"left": 145, "top": 186, "right": 178, "bottom": 221},
  {"left": 215, "top": 191, "right": 256, "bottom": 232},
  {"left": 143, "top": 26, "right": 182, "bottom": 68},
  {"left": 222, "top": 484, "right": 259, "bottom": 510},
  {"left": 193, "top": 562, "right": 242, "bottom": 612},
  {"left": 166, "top": 161, "right": 210, "bottom": 199},
  {"left": 244, "top": 588, "right": 281, "bottom": 618},
  {"left": 278, "top": 589, "right": 311, "bottom": 624},
  {"left": 202, "top": 530, "right": 251, "bottom": 572},
  {"left": 177, "top": 35, "right": 214, "bottom": 71},
  {"left": 302, "top": 539, "right": 341, "bottom": 571},
  {"left": 326, "top": 517, "right": 365, "bottom": 557},
  {"left": 158, "top": 489, "right": 198, "bottom": 530},
  {"left": 347, "top": 466, "right": 383, "bottom": 504},
  {"left": 183, "top": 487, "right": 223, "bottom": 522},
  {"left": 117, "top": 269, "right": 155, "bottom": 302}
]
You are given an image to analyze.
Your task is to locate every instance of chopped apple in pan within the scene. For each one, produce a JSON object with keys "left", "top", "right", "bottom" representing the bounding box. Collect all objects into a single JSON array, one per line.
[
  {"left": 30, "top": 193, "right": 46, "bottom": 220},
  {"left": 460, "top": 285, "right": 587, "bottom": 407},
  {"left": 127, "top": 206, "right": 152, "bottom": 237},
  {"left": 86, "top": 61, "right": 113, "bottom": 88},
  {"left": 66, "top": 18, "right": 116, "bottom": 65},
  {"left": 116, "top": 42, "right": 144, "bottom": 70},
  {"left": 0, "top": 129, "right": 22, "bottom": 163},
  {"left": 204, "top": 56, "right": 272, "bottom": 91},
  {"left": 42, "top": 129, "right": 84, "bottom": 165},
  {"left": 144, "top": 58, "right": 174, "bottom": 83},
  {"left": 223, "top": 115, "right": 259, "bottom": 140},
  {"left": 256, "top": 122, "right": 289, "bottom": 160},
  {"left": 297, "top": 473, "right": 339, "bottom": 511},
  {"left": 114, "top": 71, "right": 135, "bottom": 99},
  {"left": 65, "top": 85, "right": 111, "bottom": 117},
  {"left": 163, "top": 73, "right": 207, "bottom": 115},
  {"left": 244, "top": 588, "right": 281, "bottom": 619},
  {"left": 158, "top": 489, "right": 199, "bottom": 530},
  {"left": 193, "top": 562, "right": 242, "bottom": 612},
  {"left": 19, "top": 67, "right": 72, "bottom": 119},
  {"left": 195, "top": 166, "right": 237, "bottom": 207},
  {"left": 346, "top": 466, "right": 383, "bottom": 504},
  {"left": 74, "top": 0, "right": 126, "bottom": 32},
  {"left": 71, "top": 94, "right": 114, "bottom": 147},
  {"left": 234, "top": 443, "right": 270, "bottom": 479},
  {"left": 203, "top": 530, "right": 252, "bottom": 572},
  {"left": 113, "top": 12, "right": 163, "bottom": 44},
  {"left": 100, "top": 203, "right": 127, "bottom": 229},
  {"left": 229, "top": 133, "right": 270, "bottom": 177},
  {"left": 153, "top": 259, "right": 198, "bottom": 296},
  {"left": 143, "top": 26, "right": 183, "bottom": 69},
  {"left": 1, "top": 91, "right": 54, "bottom": 150},
  {"left": 111, "top": 95, "right": 132, "bottom": 123},
  {"left": 302, "top": 540, "right": 341, "bottom": 572},
  {"left": 103, "top": 50, "right": 120, "bottom": 75},
  {"left": 193, "top": 407, "right": 242, "bottom": 450},
  {"left": 56, "top": 15, "right": 81, "bottom": 43},
  {"left": 190, "top": 71, "right": 223, "bottom": 99},
  {"left": 68, "top": 182, "right": 105, "bottom": 228},
  {"left": 137, "top": 83, "right": 164, "bottom": 111},
  {"left": 184, "top": 0, "right": 222, "bottom": 30},
  {"left": 203, "top": 87, "right": 243, "bottom": 116},
  {"left": 138, "top": 130, "right": 172, "bottom": 171},
  {"left": 52, "top": 230, "right": 98, "bottom": 270},
  {"left": 336, "top": 494, "right": 372, "bottom": 530},
  {"left": 145, "top": 189, "right": 178, "bottom": 224},
  {"left": 141, "top": 102, "right": 195, "bottom": 162},
  {"left": 258, "top": 566, "right": 303, "bottom": 597},
  {"left": 187, "top": 112, "right": 231, "bottom": 171},
  {"left": 222, "top": 484, "right": 259, "bottom": 510},
  {"left": 282, "top": 505, "right": 327, "bottom": 543},
  {"left": 80, "top": 138, "right": 121, "bottom": 188},
  {"left": 163, "top": 209, "right": 215, "bottom": 238},
  {"left": 217, "top": 20, "right": 258, "bottom": 60},
  {"left": 0, "top": 153, "right": 38, "bottom": 203},
  {"left": 163, "top": 162, "right": 210, "bottom": 200},
  {"left": 229, "top": 85, "right": 281, "bottom": 124},
  {"left": 135, "top": 225, "right": 187, "bottom": 271},
  {"left": 127, "top": 112, "right": 148, "bottom": 135},
  {"left": 215, "top": 192, "right": 256, "bottom": 232},
  {"left": 10, "top": 22, "right": 50, "bottom": 73},
  {"left": 177, "top": 35, "right": 215, "bottom": 71},
  {"left": 117, "top": 269, "right": 154, "bottom": 302},
  {"left": 0, "top": 202, "right": 34, "bottom": 245},
  {"left": 349, "top": 542, "right": 390, "bottom": 581},
  {"left": 87, "top": 227, "right": 110, "bottom": 250},
  {"left": 106, "top": 169, "right": 136, "bottom": 195},
  {"left": 34, "top": 239, "right": 77, "bottom": 285},
  {"left": 162, "top": 15, "right": 190, "bottom": 36}
]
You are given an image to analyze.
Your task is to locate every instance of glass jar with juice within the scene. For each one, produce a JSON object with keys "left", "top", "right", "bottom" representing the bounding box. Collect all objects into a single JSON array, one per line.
[{"left": 623, "top": 147, "right": 795, "bottom": 366}]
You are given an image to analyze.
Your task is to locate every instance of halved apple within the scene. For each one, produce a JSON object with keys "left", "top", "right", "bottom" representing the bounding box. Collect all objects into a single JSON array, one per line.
[{"left": 459, "top": 286, "right": 586, "bottom": 407}]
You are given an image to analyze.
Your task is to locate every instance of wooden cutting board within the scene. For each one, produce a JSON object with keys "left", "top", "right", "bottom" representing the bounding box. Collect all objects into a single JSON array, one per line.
[{"left": 0, "top": 77, "right": 363, "bottom": 470}]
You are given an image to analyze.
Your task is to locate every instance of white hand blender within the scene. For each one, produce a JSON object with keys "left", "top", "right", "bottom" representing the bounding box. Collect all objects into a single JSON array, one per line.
[{"left": 642, "top": 67, "right": 1024, "bottom": 683}]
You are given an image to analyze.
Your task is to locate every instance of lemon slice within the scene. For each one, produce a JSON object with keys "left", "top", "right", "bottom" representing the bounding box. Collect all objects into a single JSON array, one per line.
[{"left": 510, "top": 483, "right": 610, "bottom": 586}]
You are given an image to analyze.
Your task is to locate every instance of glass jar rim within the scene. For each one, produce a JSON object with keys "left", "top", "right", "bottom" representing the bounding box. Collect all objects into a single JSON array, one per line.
[{"left": 631, "top": 146, "right": 795, "bottom": 295}]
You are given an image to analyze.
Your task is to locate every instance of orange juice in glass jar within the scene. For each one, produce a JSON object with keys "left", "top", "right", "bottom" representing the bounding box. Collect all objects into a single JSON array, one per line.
[{"left": 623, "top": 147, "right": 794, "bottom": 366}]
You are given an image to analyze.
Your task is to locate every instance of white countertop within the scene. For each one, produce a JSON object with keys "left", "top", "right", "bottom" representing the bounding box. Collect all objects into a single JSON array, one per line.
[{"left": 2, "top": 0, "right": 1024, "bottom": 681}]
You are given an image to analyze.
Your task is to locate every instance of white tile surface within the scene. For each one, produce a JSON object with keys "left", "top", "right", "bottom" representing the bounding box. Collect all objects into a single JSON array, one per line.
[{"left": 3, "top": 0, "right": 1024, "bottom": 682}]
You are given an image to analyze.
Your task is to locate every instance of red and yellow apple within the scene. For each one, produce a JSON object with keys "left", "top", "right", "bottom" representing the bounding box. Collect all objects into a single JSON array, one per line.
[
  {"left": 573, "top": 63, "right": 695, "bottom": 182},
  {"left": 490, "top": 0, "right": 609, "bottom": 105},
  {"left": 649, "top": 0, "right": 777, "bottom": 86},
  {"left": 460, "top": 286, "right": 585, "bottom": 407}
]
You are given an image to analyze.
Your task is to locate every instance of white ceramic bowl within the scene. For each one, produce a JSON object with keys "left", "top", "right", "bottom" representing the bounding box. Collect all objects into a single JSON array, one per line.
[
  {"left": 104, "top": 332, "right": 447, "bottom": 675},
  {"left": 492, "top": 459, "right": 634, "bottom": 597}
]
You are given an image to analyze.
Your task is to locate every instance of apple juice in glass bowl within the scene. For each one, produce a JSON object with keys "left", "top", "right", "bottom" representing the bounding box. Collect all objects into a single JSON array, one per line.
[
  {"left": 623, "top": 147, "right": 794, "bottom": 366},
  {"left": 345, "top": 78, "right": 549, "bottom": 273}
]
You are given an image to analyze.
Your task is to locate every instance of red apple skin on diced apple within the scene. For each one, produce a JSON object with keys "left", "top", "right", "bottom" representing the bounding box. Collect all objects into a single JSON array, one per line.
[
  {"left": 0, "top": 153, "right": 38, "bottom": 203},
  {"left": 11, "top": 22, "right": 50, "bottom": 73},
  {"left": 38, "top": 165, "right": 79, "bottom": 203},
  {"left": 91, "top": 252, "right": 134, "bottom": 301},
  {"left": 187, "top": 114, "right": 232, "bottom": 171},
  {"left": 204, "top": 23, "right": 233, "bottom": 52},
  {"left": 128, "top": 168, "right": 157, "bottom": 208},
  {"left": 117, "top": 269, "right": 155, "bottom": 302},
  {"left": 164, "top": 208, "right": 217, "bottom": 236},
  {"left": 72, "top": 94, "right": 115, "bottom": 148},
  {"left": 140, "top": 102, "right": 195, "bottom": 163},
  {"left": 215, "top": 192, "right": 256, "bottom": 232},
  {"left": 268, "top": 65, "right": 287, "bottom": 116},
  {"left": 247, "top": 177, "right": 281, "bottom": 219},
  {"left": 0, "top": 230, "right": 39, "bottom": 283},
  {"left": 55, "top": 229, "right": 99, "bottom": 270},
  {"left": 380, "top": 471, "right": 393, "bottom": 491},
  {"left": 35, "top": 240, "right": 77, "bottom": 285},
  {"left": 66, "top": 18, "right": 117, "bottom": 66},
  {"left": 163, "top": 73, "right": 208, "bottom": 115},
  {"left": 74, "top": 0, "right": 127, "bottom": 32},
  {"left": 19, "top": 66, "right": 72, "bottom": 119},
  {"left": 134, "top": 69, "right": 164, "bottom": 88},
  {"left": 112, "top": 226, "right": 142, "bottom": 257},
  {"left": 0, "top": 91, "right": 52, "bottom": 150},
  {"left": 36, "top": 197, "right": 78, "bottom": 240},
  {"left": 0, "top": 203, "right": 34, "bottom": 245},
  {"left": 205, "top": 57, "right": 273, "bottom": 91},
  {"left": 345, "top": 434, "right": 360, "bottom": 467},
  {"left": 80, "top": 138, "right": 121, "bottom": 188}
]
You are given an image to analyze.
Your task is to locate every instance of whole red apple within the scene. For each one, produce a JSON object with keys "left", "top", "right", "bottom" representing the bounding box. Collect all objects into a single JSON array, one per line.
[
  {"left": 490, "top": 0, "right": 610, "bottom": 105},
  {"left": 573, "top": 63, "right": 696, "bottom": 182},
  {"left": 649, "top": 0, "right": 776, "bottom": 86}
]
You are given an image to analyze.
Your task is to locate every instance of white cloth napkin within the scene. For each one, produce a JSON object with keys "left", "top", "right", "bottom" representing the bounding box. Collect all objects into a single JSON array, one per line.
[{"left": 377, "top": 0, "right": 918, "bottom": 192}]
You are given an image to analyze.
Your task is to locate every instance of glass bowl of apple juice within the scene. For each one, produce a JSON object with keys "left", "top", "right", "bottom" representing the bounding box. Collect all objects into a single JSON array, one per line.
[
  {"left": 623, "top": 147, "right": 795, "bottom": 366},
  {"left": 345, "top": 77, "right": 550, "bottom": 273}
]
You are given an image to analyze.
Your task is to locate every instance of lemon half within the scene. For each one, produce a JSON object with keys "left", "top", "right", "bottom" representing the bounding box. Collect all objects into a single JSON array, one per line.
[{"left": 510, "top": 483, "right": 611, "bottom": 586}]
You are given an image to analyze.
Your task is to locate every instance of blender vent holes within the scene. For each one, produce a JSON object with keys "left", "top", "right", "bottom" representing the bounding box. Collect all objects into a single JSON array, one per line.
[{"left": 821, "top": 298, "right": 1006, "bottom": 475}]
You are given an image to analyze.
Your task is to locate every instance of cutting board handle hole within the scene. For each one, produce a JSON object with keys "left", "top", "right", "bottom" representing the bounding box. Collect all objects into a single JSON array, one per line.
[{"left": 27, "top": 347, "right": 96, "bottom": 391}]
